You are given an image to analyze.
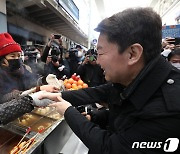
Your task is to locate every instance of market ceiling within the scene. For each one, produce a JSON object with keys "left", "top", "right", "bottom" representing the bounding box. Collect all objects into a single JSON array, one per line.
[{"left": 6, "top": 0, "right": 88, "bottom": 47}]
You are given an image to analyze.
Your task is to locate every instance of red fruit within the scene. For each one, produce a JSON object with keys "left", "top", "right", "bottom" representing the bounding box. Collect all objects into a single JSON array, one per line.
[
  {"left": 71, "top": 73, "right": 77, "bottom": 80},
  {"left": 75, "top": 75, "right": 81, "bottom": 81}
]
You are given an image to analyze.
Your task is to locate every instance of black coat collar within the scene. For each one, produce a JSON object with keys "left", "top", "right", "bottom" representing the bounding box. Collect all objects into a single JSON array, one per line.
[{"left": 115, "top": 56, "right": 172, "bottom": 110}]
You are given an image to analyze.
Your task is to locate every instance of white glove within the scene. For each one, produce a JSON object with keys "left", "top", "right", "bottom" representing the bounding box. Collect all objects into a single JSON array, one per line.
[
  {"left": 58, "top": 65, "right": 65, "bottom": 71},
  {"left": 30, "top": 91, "right": 53, "bottom": 107}
]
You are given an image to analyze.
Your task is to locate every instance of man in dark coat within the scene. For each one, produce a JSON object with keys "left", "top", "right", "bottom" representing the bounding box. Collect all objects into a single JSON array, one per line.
[{"left": 44, "top": 8, "right": 180, "bottom": 154}]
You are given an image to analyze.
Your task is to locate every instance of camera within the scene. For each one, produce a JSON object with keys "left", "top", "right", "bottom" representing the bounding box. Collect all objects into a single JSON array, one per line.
[
  {"left": 175, "top": 37, "right": 180, "bottom": 45},
  {"left": 50, "top": 46, "right": 61, "bottom": 56},
  {"left": 52, "top": 55, "right": 58, "bottom": 62},
  {"left": 76, "top": 105, "right": 91, "bottom": 114},
  {"left": 89, "top": 55, "right": 97, "bottom": 61},
  {"left": 86, "top": 49, "right": 97, "bottom": 61},
  {"left": 24, "top": 47, "right": 39, "bottom": 59},
  {"left": 86, "top": 54, "right": 97, "bottom": 61},
  {"left": 54, "top": 34, "right": 61, "bottom": 39}
]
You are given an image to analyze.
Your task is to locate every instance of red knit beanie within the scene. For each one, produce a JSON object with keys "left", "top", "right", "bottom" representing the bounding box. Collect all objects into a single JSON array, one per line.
[{"left": 0, "top": 33, "right": 22, "bottom": 57}]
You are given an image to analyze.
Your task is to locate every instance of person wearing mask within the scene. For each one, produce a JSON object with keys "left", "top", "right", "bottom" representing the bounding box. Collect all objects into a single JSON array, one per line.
[
  {"left": 68, "top": 45, "right": 85, "bottom": 75},
  {"left": 23, "top": 47, "right": 45, "bottom": 76},
  {"left": 167, "top": 48, "right": 180, "bottom": 70},
  {"left": 41, "top": 34, "right": 63, "bottom": 63},
  {"left": 75, "top": 45, "right": 85, "bottom": 64},
  {"left": 39, "top": 8, "right": 180, "bottom": 154},
  {"left": 42, "top": 34, "right": 70, "bottom": 79},
  {"left": 0, "top": 32, "right": 59, "bottom": 101}
]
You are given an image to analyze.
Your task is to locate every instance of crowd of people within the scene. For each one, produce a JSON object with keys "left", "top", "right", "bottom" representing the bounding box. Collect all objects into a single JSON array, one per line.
[
  {"left": 0, "top": 31, "right": 105, "bottom": 124},
  {"left": 0, "top": 6, "right": 180, "bottom": 154}
]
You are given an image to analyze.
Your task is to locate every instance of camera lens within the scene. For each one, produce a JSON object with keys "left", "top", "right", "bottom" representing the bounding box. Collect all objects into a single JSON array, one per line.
[{"left": 52, "top": 55, "right": 58, "bottom": 62}]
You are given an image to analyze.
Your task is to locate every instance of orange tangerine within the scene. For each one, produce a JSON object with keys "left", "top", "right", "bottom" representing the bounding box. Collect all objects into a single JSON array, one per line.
[
  {"left": 72, "top": 86, "right": 78, "bottom": 90},
  {"left": 73, "top": 80, "right": 78, "bottom": 85},
  {"left": 63, "top": 79, "right": 68, "bottom": 85},
  {"left": 77, "top": 79, "right": 84, "bottom": 86},
  {"left": 68, "top": 78, "right": 74, "bottom": 84},
  {"left": 65, "top": 83, "right": 72, "bottom": 89},
  {"left": 72, "top": 83, "right": 77, "bottom": 89},
  {"left": 77, "top": 85, "right": 83, "bottom": 89},
  {"left": 82, "top": 83, "right": 88, "bottom": 88}
]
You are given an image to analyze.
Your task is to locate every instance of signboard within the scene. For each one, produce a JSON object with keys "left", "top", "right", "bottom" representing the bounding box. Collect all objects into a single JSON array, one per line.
[
  {"left": 162, "top": 24, "right": 180, "bottom": 38},
  {"left": 92, "top": 39, "right": 97, "bottom": 45},
  {"left": 56, "top": 0, "right": 79, "bottom": 22}
]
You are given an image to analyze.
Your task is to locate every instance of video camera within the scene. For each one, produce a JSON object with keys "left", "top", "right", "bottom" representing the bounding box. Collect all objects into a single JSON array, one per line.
[
  {"left": 50, "top": 45, "right": 60, "bottom": 55},
  {"left": 54, "top": 34, "right": 61, "bottom": 39},
  {"left": 24, "top": 47, "right": 39, "bottom": 59},
  {"left": 49, "top": 45, "right": 61, "bottom": 63},
  {"left": 51, "top": 55, "right": 59, "bottom": 62}
]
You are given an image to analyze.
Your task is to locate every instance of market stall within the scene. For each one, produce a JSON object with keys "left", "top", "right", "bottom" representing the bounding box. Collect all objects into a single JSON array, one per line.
[{"left": 0, "top": 106, "right": 73, "bottom": 154}]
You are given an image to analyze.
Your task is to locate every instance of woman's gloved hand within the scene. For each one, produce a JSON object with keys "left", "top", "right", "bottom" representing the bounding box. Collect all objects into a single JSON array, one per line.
[
  {"left": 30, "top": 91, "right": 62, "bottom": 107},
  {"left": 30, "top": 91, "right": 52, "bottom": 107}
]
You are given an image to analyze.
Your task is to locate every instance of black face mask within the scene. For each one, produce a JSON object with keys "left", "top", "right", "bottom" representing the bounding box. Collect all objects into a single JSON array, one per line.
[{"left": 6, "top": 59, "right": 22, "bottom": 71}]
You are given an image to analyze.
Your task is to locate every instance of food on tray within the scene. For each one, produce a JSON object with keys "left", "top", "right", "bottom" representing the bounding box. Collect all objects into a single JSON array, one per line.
[
  {"left": 10, "top": 137, "right": 36, "bottom": 154},
  {"left": 10, "top": 145, "right": 18, "bottom": 154},
  {"left": 15, "top": 113, "right": 42, "bottom": 127},
  {"left": 30, "top": 118, "right": 54, "bottom": 132},
  {"left": 38, "top": 125, "right": 45, "bottom": 131},
  {"left": 33, "top": 106, "right": 53, "bottom": 116},
  {"left": 9, "top": 128, "right": 44, "bottom": 154},
  {"left": 48, "top": 111, "right": 62, "bottom": 120}
]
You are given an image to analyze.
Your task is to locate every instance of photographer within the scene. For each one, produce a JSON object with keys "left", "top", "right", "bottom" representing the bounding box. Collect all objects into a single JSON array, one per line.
[
  {"left": 42, "top": 34, "right": 70, "bottom": 79},
  {"left": 77, "top": 49, "right": 105, "bottom": 87},
  {"left": 68, "top": 48, "right": 79, "bottom": 75},
  {"left": 44, "top": 45, "right": 70, "bottom": 79},
  {"left": 23, "top": 47, "right": 45, "bottom": 76}
]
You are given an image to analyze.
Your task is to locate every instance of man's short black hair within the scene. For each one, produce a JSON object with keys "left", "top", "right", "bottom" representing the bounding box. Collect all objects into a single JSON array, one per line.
[{"left": 95, "top": 7, "right": 162, "bottom": 64}]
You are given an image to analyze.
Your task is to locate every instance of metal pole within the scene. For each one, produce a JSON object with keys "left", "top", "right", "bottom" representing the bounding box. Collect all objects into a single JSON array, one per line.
[{"left": 88, "top": 0, "right": 93, "bottom": 49}]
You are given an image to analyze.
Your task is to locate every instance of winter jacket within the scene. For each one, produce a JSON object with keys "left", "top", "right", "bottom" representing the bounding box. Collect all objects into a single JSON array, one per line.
[
  {"left": 77, "top": 63, "right": 105, "bottom": 87},
  {"left": 0, "top": 95, "right": 34, "bottom": 125},
  {"left": 62, "top": 56, "right": 180, "bottom": 154},
  {"left": 0, "top": 65, "right": 39, "bottom": 97}
]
